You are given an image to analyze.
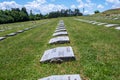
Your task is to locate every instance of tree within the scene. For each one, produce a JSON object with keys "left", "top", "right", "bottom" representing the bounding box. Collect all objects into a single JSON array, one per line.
[{"left": 94, "top": 10, "right": 100, "bottom": 14}]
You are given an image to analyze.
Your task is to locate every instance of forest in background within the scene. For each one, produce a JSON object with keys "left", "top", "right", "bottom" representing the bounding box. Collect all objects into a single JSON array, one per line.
[{"left": 0, "top": 7, "right": 83, "bottom": 24}]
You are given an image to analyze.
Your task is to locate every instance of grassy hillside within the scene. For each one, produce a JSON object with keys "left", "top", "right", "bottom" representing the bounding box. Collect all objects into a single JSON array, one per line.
[
  {"left": 0, "top": 17, "right": 120, "bottom": 80},
  {"left": 77, "top": 8, "right": 120, "bottom": 24}
]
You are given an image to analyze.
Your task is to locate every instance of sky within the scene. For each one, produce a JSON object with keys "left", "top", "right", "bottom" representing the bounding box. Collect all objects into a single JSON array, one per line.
[{"left": 0, "top": 0, "right": 120, "bottom": 14}]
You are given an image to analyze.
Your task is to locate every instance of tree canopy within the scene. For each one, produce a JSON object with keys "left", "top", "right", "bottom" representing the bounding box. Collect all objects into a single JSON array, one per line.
[{"left": 0, "top": 7, "right": 83, "bottom": 24}]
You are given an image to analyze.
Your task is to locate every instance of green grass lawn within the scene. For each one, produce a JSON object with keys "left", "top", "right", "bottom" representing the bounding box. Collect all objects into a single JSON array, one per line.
[{"left": 0, "top": 17, "right": 120, "bottom": 80}]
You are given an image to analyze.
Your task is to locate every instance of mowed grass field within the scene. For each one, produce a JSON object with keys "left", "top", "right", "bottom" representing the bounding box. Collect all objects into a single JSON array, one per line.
[{"left": 0, "top": 17, "right": 120, "bottom": 80}]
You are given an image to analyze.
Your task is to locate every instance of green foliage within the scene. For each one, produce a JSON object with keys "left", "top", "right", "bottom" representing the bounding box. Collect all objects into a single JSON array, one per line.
[
  {"left": 0, "top": 7, "right": 83, "bottom": 24},
  {"left": 94, "top": 10, "right": 100, "bottom": 14},
  {"left": 48, "top": 9, "right": 83, "bottom": 18}
]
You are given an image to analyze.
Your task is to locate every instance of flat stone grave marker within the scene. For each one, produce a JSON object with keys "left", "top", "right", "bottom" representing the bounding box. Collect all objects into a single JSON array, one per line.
[
  {"left": 56, "top": 26, "right": 65, "bottom": 29},
  {"left": 113, "top": 18, "right": 119, "bottom": 20},
  {"left": 104, "top": 24, "right": 119, "bottom": 27},
  {"left": 0, "top": 30, "right": 5, "bottom": 32},
  {"left": 17, "top": 30, "right": 24, "bottom": 33},
  {"left": 92, "top": 22, "right": 100, "bottom": 24},
  {"left": 97, "top": 23, "right": 107, "bottom": 25},
  {"left": 49, "top": 36, "right": 70, "bottom": 44},
  {"left": 55, "top": 29, "right": 66, "bottom": 32},
  {"left": 38, "top": 74, "right": 81, "bottom": 80},
  {"left": 115, "top": 27, "right": 120, "bottom": 30},
  {"left": 0, "top": 37, "right": 6, "bottom": 41},
  {"left": 88, "top": 21, "right": 95, "bottom": 23},
  {"left": 24, "top": 28, "right": 30, "bottom": 31},
  {"left": 53, "top": 31, "right": 68, "bottom": 36},
  {"left": 6, "top": 32, "right": 17, "bottom": 37},
  {"left": 40, "top": 46, "right": 75, "bottom": 63}
]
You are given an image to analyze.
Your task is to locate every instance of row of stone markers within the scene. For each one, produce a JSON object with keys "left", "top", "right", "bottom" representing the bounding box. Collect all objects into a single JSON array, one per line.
[
  {"left": 75, "top": 18, "right": 120, "bottom": 30},
  {"left": 39, "top": 20, "right": 82, "bottom": 80},
  {"left": 0, "top": 21, "right": 49, "bottom": 41}
]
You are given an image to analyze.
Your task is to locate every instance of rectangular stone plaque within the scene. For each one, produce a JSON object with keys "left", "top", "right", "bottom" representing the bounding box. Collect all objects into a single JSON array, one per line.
[
  {"left": 55, "top": 29, "right": 66, "bottom": 32},
  {"left": 40, "top": 46, "right": 75, "bottom": 63},
  {"left": 97, "top": 23, "right": 107, "bottom": 25},
  {"left": 49, "top": 36, "right": 70, "bottom": 44},
  {"left": 24, "top": 28, "right": 30, "bottom": 31},
  {"left": 0, "top": 37, "right": 6, "bottom": 41},
  {"left": 0, "top": 30, "right": 5, "bottom": 32},
  {"left": 105, "top": 24, "right": 118, "bottom": 27},
  {"left": 56, "top": 27, "right": 65, "bottom": 29},
  {"left": 115, "top": 27, "right": 120, "bottom": 30},
  {"left": 17, "top": 30, "right": 24, "bottom": 33},
  {"left": 53, "top": 31, "right": 68, "bottom": 36},
  {"left": 38, "top": 74, "right": 81, "bottom": 80},
  {"left": 6, "top": 32, "right": 17, "bottom": 37}
]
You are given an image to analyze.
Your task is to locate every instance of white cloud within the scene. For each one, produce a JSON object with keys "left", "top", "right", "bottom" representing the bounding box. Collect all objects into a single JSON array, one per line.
[
  {"left": 71, "top": 5, "right": 77, "bottom": 9},
  {"left": 106, "top": 0, "right": 120, "bottom": 8},
  {"left": 25, "top": 0, "right": 67, "bottom": 14},
  {"left": 0, "top": 1, "right": 21, "bottom": 10},
  {"left": 76, "top": 0, "right": 96, "bottom": 15},
  {"left": 0, "top": 0, "right": 67, "bottom": 14},
  {"left": 76, "top": 0, "right": 96, "bottom": 9},
  {"left": 97, "top": 4, "right": 104, "bottom": 9}
]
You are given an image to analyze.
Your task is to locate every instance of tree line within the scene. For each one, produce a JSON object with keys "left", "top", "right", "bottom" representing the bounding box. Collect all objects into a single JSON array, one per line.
[{"left": 0, "top": 7, "right": 83, "bottom": 24}]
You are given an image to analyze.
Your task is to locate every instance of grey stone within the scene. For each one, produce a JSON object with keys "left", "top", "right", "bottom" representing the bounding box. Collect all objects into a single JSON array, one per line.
[
  {"left": 17, "top": 30, "right": 24, "bottom": 33},
  {"left": 49, "top": 36, "right": 70, "bottom": 44},
  {"left": 6, "top": 32, "right": 17, "bottom": 37},
  {"left": 0, "top": 30, "right": 5, "bottom": 32},
  {"left": 92, "top": 22, "right": 100, "bottom": 24},
  {"left": 24, "top": 28, "right": 30, "bottom": 31},
  {"left": 53, "top": 31, "right": 68, "bottom": 36},
  {"left": 105, "top": 24, "right": 119, "bottom": 27},
  {"left": 97, "top": 23, "right": 107, "bottom": 25},
  {"left": 115, "top": 27, "right": 120, "bottom": 30},
  {"left": 55, "top": 29, "right": 66, "bottom": 32},
  {"left": 40, "top": 46, "right": 75, "bottom": 63},
  {"left": 38, "top": 74, "right": 82, "bottom": 80},
  {"left": 0, "top": 37, "right": 6, "bottom": 41}
]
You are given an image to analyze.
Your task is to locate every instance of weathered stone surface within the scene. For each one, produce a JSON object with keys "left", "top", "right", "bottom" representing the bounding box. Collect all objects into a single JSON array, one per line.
[
  {"left": 115, "top": 27, "right": 120, "bottom": 30},
  {"left": 6, "top": 32, "right": 17, "bottom": 37},
  {"left": 49, "top": 36, "right": 70, "bottom": 44},
  {"left": 24, "top": 28, "right": 30, "bottom": 31},
  {"left": 0, "top": 30, "right": 5, "bottom": 32},
  {"left": 40, "top": 46, "right": 75, "bottom": 63},
  {"left": 56, "top": 27, "right": 65, "bottom": 30},
  {"left": 97, "top": 23, "right": 107, "bottom": 25},
  {"left": 105, "top": 24, "right": 119, "bottom": 27},
  {"left": 53, "top": 31, "right": 68, "bottom": 36},
  {"left": 17, "top": 30, "right": 24, "bottom": 33},
  {"left": 92, "top": 22, "right": 100, "bottom": 24},
  {"left": 55, "top": 29, "right": 66, "bottom": 32},
  {"left": 0, "top": 37, "right": 6, "bottom": 41},
  {"left": 38, "top": 74, "right": 81, "bottom": 80}
]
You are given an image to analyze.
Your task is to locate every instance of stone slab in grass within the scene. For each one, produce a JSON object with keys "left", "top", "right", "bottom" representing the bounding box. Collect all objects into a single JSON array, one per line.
[
  {"left": 115, "top": 27, "right": 120, "bottom": 30},
  {"left": 97, "top": 23, "right": 107, "bottom": 25},
  {"left": 24, "top": 28, "right": 30, "bottom": 31},
  {"left": 53, "top": 31, "right": 68, "bottom": 36},
  {"left": 56, "top": 27, "right": 65, "bottom": 30},
  {"left": 104, "top": 24, "right": 119, "bottom": 27},
  {"left": 17, "top": 30, "right": 24, "bottom": 33},
  {"left": 0, "top": 30, "right": 5, "bottom": 32},
  {"left": 38, "top": 74, "right": 81, "bottom": 80},
  {"left": 6, "top": 32, "right": 17, "bottom": 37},
  {"left": 49, "top": 36, "right": 70, "bottom": 44},
  {"left": 55, "top": 29, "right": 66, "bottom": 32},
  {"left": 92, "top": 22, "right": 100, "bottom": 25},
  {"left": 40, "top": 46, "right": 75, "bottom": 63},
  {"left": 0, "top": 37, "right": 6, "bottom": 41}
]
